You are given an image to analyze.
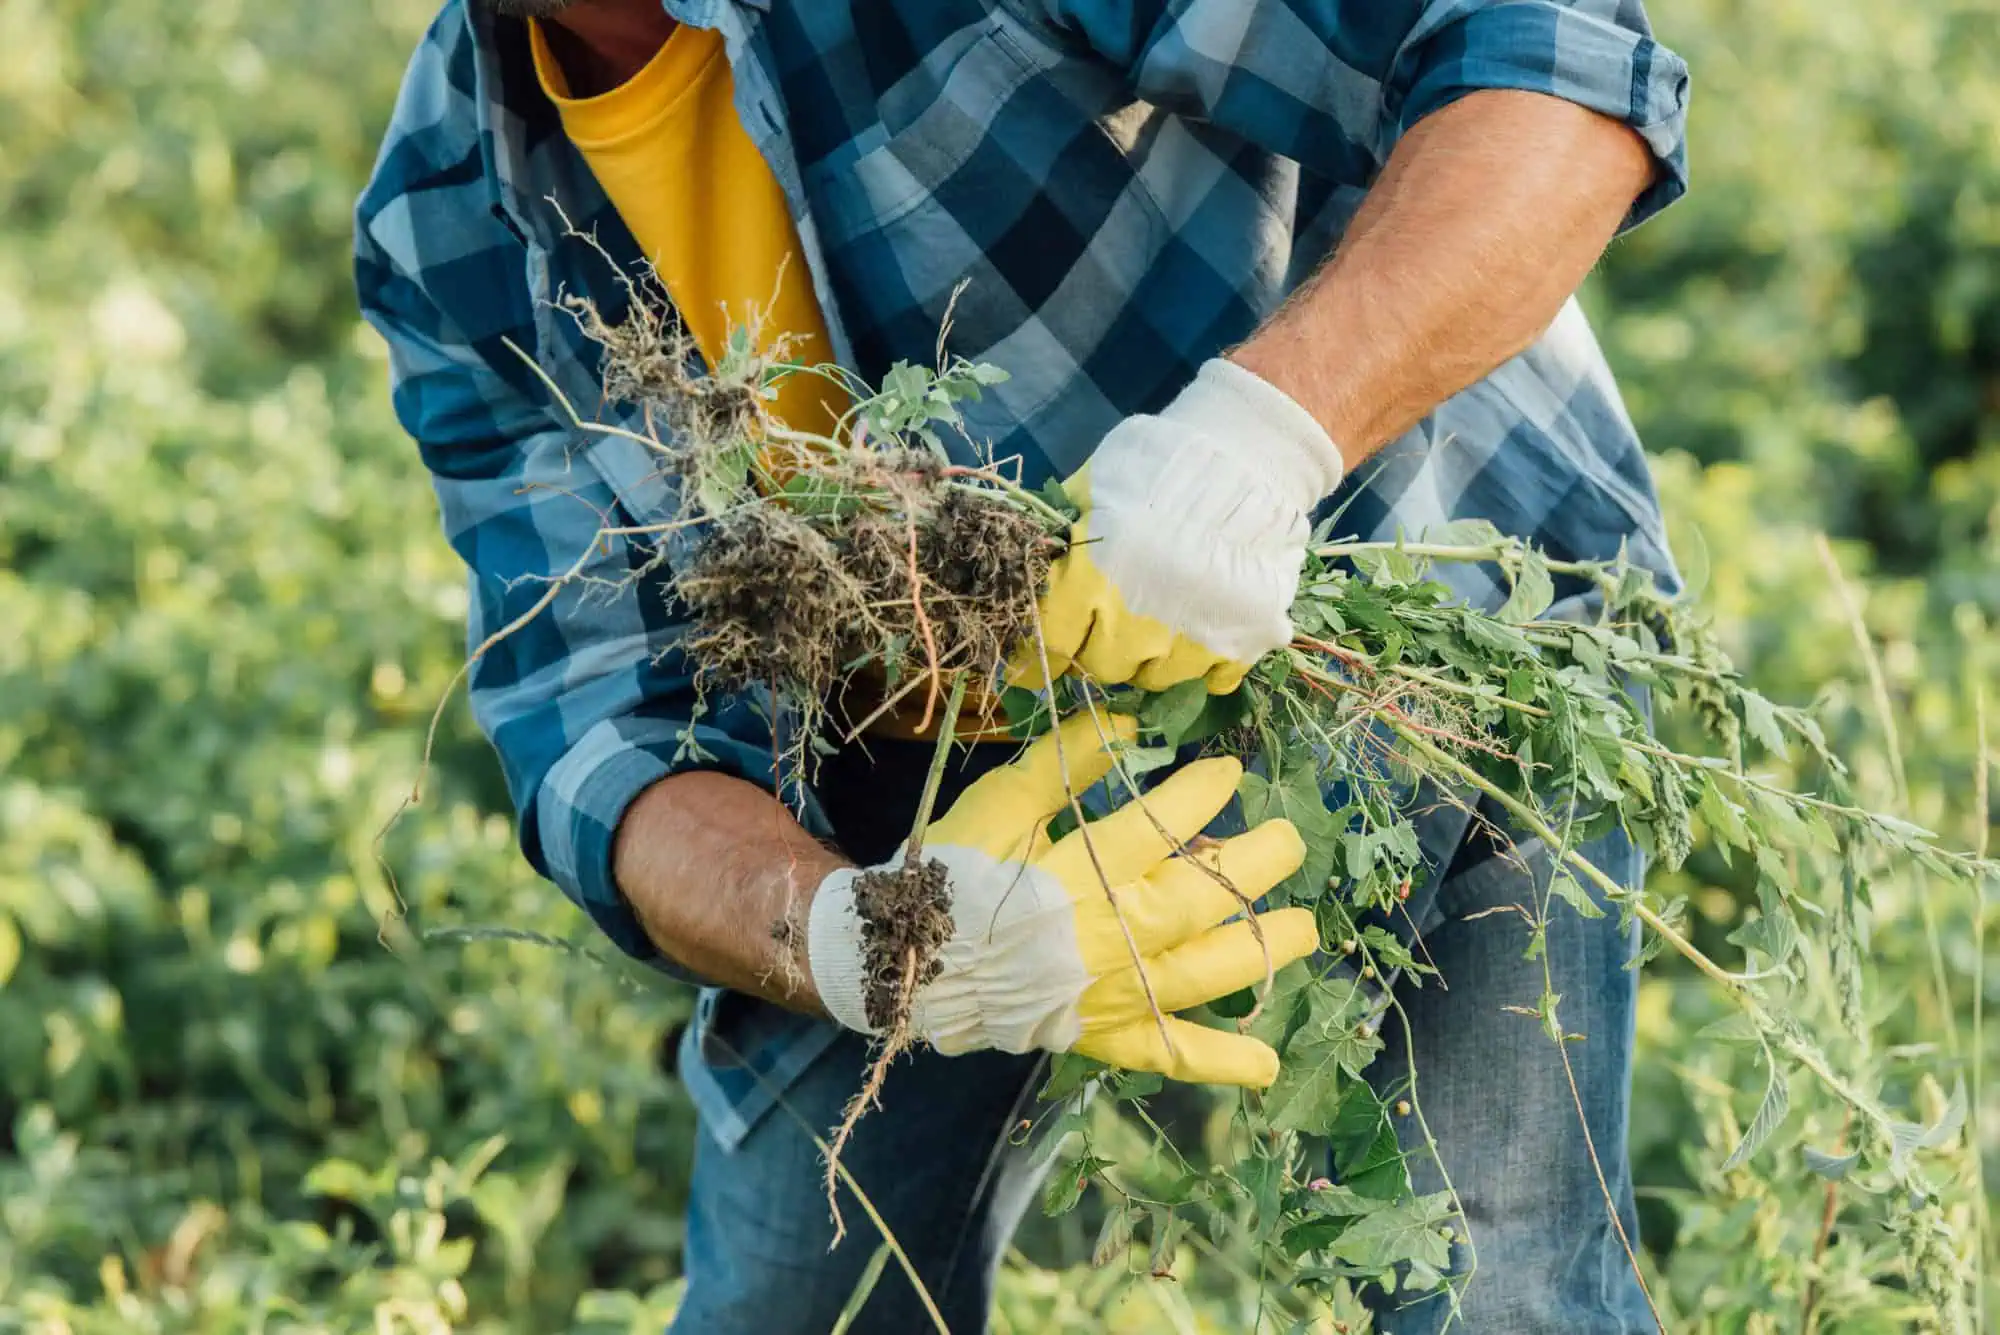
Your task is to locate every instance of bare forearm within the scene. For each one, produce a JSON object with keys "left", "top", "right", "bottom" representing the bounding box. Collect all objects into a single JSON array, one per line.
[
  {"left": 611, "top": 771, "right": 848, "bottom": 1011},
  {"left": 1231, "top": 89, "right": 1656, "bottom": 467}
]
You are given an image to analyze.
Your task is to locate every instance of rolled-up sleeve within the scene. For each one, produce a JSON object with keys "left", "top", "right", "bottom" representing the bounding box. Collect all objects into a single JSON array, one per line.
[
  {"left": 1389, "top": 1, "right": 1690, "bottom": 226},
  {"left": 355, "top": 203, "right": 782, "bottom": 970},
  {"left": 1015, "top": 0, "right": 1688, "bottom": 226}
]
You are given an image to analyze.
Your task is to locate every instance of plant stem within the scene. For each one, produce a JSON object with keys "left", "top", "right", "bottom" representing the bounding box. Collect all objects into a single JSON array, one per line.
[
  {"left": 904, "top": 673, "right": 969, "bottom": 864},
  {"left": 1384, "top": 717, "right": 1897, "bottom": 1135},
  {"left": 1972, "top": 676, "right": 1991, "bottom": 1335},
  {"left": 1815, "top": 534, "right": 1957, "bottom": 1059},
  {"left": 1286, "top": 650, "right": 1991, "bottom": 874}
]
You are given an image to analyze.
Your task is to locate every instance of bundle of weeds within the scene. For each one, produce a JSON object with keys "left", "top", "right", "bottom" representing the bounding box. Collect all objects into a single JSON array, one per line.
[{"left": 567, "top": 287, "right": 1063, "bottom": 761}]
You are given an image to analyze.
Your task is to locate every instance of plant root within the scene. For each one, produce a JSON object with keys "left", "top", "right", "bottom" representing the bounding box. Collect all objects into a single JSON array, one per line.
[{"left": 821, "top": 856, "right": 956, "bottom": 1246}]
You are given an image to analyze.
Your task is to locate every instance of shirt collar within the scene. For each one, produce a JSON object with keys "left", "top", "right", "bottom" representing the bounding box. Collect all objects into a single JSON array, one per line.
[{"left": 462, "top": 0, "right": 766, "bottom": 248}]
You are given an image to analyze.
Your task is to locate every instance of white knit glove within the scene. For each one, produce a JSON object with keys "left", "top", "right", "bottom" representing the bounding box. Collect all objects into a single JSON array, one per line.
[
  {"left": 804, "top": 712, "right": 1317, "bottom": 1087},
  {"left": 1021, "top": 358, "right": 1345, "bottom": 694}
]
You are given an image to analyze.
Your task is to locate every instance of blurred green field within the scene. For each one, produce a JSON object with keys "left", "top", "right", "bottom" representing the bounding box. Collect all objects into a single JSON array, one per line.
[{"left": 0, "top": 1, "right": 1994, "bottom": 1330}]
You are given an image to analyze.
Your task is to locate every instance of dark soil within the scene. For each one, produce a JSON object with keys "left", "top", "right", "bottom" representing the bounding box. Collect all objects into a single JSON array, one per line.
[
  {"left": 675, "top": 473, "right": 1057, "bottom": 715},
  {"left": 848, "top": 856, "right": 955, "bottom": 1032}
]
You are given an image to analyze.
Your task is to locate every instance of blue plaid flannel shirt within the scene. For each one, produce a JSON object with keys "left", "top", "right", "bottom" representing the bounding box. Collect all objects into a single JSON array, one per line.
[{"left": 356, "top": 0, "right": 1690, "bottom": 979}]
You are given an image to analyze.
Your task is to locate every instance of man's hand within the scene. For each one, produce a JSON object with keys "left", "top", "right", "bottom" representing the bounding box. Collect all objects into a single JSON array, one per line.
[
  {"left": 1023, "top": 90, "right": 1656, "bottom": 697},
  {"left": 807, "top": 710, "right": 1318, "bottom": 1087},
  {"left": 1019, "top": 359, "right": 1344, "bottom": 695}
]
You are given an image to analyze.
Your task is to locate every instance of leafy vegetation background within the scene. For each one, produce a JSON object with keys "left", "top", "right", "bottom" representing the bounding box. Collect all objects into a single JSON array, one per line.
[{"left": 1, "top": 0, "right": 1993, "bottom": 1330}]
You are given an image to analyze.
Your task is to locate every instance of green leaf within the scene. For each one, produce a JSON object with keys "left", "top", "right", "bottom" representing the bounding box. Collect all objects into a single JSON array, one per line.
[
  {"left": 1114, "top": 744, "right": 1179, "bottom": 779},
  {"left": 1000, "top": 685, "right": 1051, "bottom": 739},
  {"left": 1462, "top": 611, "right": 1535, "bottom": 656},
  {"left": 1890, "top": 1078, "right": 1968, "bottom": 1172},
  {"left": 1537, "top": 990, "right": 1565, "bottom": 1043},
  {"left": 1242, "top": 1154, "right": 1285, "bottom": 1237},
  {"left": 1422, "top": 518, "right": 1504, "bottom": 547},
  {"left": 1140, "top": 678, "right": 1209, "bottom": 744},
  {"left": 1547, "top": 871, "right": 1606, "bottom": 920},
  {"left": 1091, "top": 1206, "right": 1135, "bottom": 1268},
  {"left": 1264, "top": 987, "right": 1384, "bottom": 1136},
  {"left": 1038, "top": 476, "right": 1081, "bottom": 521},
  {"left": 1327, "top": 1086, "right": 1410, "bottom": 1202},
  {"left": 1359, "top": 926, "right": 1421, "bottom": 974},
  {"left": 1569, "top": 628, "right": 1609, "bottom": 675},
  {"left": 1248, "top": 961, "right": 1317, "bottom": 1050},
  {"left": 1042, "top": 1152, "right": 1110, "bottom": 1216},
  {"left": 1498, "top": 549, "right": 1555, "bottom": 624},
  {"left": 1038, "top": 1052, "right": 1102, "bottom": 1102},
  {"left": 1694, "top": 1012, "right": 1767, "bottom": 1044},
  {"left": 1109, "top": 1069, "right": 1164, "bottom": 1101},
  {"left": 1179, "top": 686, "right": 1255, "bottom": 745},
  {"left": 1147, "top": 1206, "right": 1182, "bottom": 1274},
  {"left": 1698, "top": 773, "right": 1754, "bottom": 852},
  {"left": 1722, "top": 1051, "right": 1791, "bottom": 1171},
  {"left": 1803, "top": 1147, "right": 1860, "bottom": 1181},
  {"left": 1325, "top": 1191, "right": 1456, "bottom": 1274},
  {"left": 1740, "top": 690, "right": 1789, "bottom": 757},
  {"left": 1298, "top": 1183, "right": 1384, "bottom": 1218},
  {"left": 303, "top": 1159, "right": 374, "bottom": 1203},
  {"left": 1206, "top": 984, "right": 1257, "bottom": 1019}
]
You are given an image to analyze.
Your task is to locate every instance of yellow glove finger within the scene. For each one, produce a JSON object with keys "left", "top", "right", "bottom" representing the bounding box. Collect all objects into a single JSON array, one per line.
[
  {"left": 1128, "top": 636, "right": 1243, "bottom": 694},
  {"left": 927, "top": 709, "right": 1136, "bottom": 859},
  {"left": 1201, "top": 654, "right": 1254, "bottom": 695},
  {"left": 1006, "top": 548, "right": 1094, "bottom": 690},
  {"left": 1085, "top": 908, "right": 1318, "bottom": 1018},
  {"left": 1076, "top": 1015, "right": 1285, "bottom": 1089},
  {"left": 1043, "top": 755, "right": 1244, "bottom": 890},
  {"left": 1108, "top": 819, "right": 1306, "bottom": 957},
  {"left": 1066, "top": 602, "right": 1182, "bottom": 691}
]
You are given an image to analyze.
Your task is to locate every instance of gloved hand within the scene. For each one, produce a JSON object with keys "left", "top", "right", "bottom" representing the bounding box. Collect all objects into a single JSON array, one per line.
[
  {"left": 806, "top": 710, "right": 1319, "bottom": 1087},
  {"left": 1020, "top": 358, "right": 1345, "bottom": 694}
]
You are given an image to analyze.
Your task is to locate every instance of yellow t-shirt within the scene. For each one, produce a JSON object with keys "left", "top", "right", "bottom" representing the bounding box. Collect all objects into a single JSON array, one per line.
[
  {"left": 532, "top": 22, "right": 1003, "bottom": 742},
  {"left": 530, "top": 19, "right": 841, "bottom": 441}
]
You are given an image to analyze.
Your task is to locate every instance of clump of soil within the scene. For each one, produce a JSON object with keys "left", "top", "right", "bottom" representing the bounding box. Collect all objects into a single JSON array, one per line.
[
  {"left": 571, "top": 286, "right": 1061, "bottom": 767},
  {"left": 848, "top": 856, "right": 955, "bottom": 1031},
  {"left": 672, "top": 444, "right": 1058, "bottom": 753}
]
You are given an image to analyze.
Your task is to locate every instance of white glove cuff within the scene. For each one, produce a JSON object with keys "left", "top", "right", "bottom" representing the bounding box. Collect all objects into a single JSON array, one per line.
[
  {"left": 1160, "top": 358, "right": 1345, "bottom": 508},
  {"left": 805, "top": 866, "right": 877, "bottom": 1036}
]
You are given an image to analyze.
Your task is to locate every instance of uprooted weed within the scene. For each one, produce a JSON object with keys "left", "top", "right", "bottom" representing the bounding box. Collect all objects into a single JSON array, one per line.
[{"left": 565, "top": 287, "right": 1060, "bottom": 768}]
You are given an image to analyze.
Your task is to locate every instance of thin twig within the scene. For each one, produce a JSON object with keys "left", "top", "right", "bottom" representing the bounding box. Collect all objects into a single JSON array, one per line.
[
  {"left": 709, "top": 1032, "right": 953, "bottom": 1335},
  {"left": 906, "top": 674, "right": 969, "bottom": 863},
  {"left": 1799, "top": 1106, "right": 1854, "bottom": 1335},
  {"left": 1075, "top": 691, "right": 1276, "bottom": 1031},
  {"left": 1815, "top": 534, "right": 1957, "bottom": 1059},
  {"left": 1387, "top": 719, "right": 1898, "bottom": 1134},
  {"left": 1025, "top": 600, "right": 1175, "bottom": 1060},
  {"left": 1556, "top": 1022, "right": 1667, "bottom": 1331},
  {"left": 1972, "top": 675, "right": 1991, "bottom": 1334},
  {"left": 824, "top": 675, "right": 968, "bottom": 1244},
  {"left": 906, "top": 514, "right": 945, "bottom": 733}
]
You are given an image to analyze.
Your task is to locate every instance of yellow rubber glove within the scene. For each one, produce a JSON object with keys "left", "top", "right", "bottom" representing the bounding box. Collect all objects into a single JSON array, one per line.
[
  {"left": 806, "top": 710, "right": 1320, "bottom": 1087},
  {"left": 1018, "top": 358, "right": 1345, "bottom": 694}
]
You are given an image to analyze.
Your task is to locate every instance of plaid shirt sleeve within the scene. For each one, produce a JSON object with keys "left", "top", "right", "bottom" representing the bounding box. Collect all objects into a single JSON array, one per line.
[
  {"left": 1017, "top": 0, "right": 1689, "bottom": 226},
  {"left": 355, "top": 179, "right": 782, "bottom": 970}
]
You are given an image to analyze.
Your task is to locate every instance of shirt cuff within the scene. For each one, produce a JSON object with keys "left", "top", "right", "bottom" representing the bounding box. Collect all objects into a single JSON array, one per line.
[
  {"left": 529, "top": 709, "right": 814, "bottom": 976},
  {"left": 1394, "top": 2, "right": 1691, "bottom": 229}
]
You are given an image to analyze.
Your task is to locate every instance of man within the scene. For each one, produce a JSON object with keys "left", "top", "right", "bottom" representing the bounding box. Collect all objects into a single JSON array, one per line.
[{"left": 356, "top": 1, "right": 1689, "bottom": 1330}]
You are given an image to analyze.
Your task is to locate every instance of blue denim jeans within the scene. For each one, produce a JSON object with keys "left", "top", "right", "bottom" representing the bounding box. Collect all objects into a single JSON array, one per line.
[{"left": 670, "top": 743, "right": 1653, "bottom": 1333}]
